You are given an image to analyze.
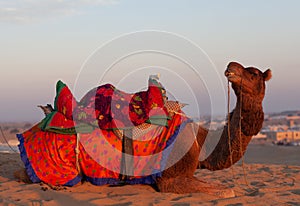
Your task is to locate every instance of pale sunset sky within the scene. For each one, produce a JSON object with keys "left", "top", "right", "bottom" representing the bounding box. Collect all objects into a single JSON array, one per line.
[{"left": 0, "top": 0, "right": 299, "bottom": 122}]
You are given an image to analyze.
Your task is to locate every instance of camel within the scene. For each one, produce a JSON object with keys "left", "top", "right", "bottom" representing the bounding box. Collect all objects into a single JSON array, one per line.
[
  {"left": 155, "top": 62, "right": 271, "bottom": 197},
  {"left": 15, "top": 62, "right": 271, "bottom": 198}
]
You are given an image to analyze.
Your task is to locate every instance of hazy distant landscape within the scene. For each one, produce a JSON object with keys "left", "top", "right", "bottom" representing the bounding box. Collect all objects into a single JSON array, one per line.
[{"left": 1, "top": 111, "right": 299, "bottom": 166}]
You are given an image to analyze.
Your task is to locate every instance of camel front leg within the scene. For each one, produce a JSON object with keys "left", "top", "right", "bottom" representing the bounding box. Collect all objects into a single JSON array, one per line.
[{"left": 156, "top": 176, "right": 235, "bottom": 198}]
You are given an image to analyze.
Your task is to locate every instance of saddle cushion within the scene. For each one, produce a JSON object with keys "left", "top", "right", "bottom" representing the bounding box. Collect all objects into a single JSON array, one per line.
[
  {"left": 54, "top": 80, "right": 77, "bottom": 120},
  {"left": 40, "top": 77, "right": 169, "bottom": 133}
]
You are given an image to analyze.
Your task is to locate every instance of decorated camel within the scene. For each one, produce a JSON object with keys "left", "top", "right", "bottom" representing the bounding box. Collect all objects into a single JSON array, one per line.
[{"left": 15, "top": 62, "right": 271, "bottom": 198}]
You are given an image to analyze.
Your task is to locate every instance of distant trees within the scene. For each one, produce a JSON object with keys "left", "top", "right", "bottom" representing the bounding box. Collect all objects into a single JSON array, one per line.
[
  {"left": 23, "top": 123, "right": 32, "bottom": 129},
  {"left": 9, "top": 128, "right": 19, "bottom": 134}
]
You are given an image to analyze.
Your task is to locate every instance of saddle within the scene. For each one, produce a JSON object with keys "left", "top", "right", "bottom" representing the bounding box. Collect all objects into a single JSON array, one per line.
[{"left": 38, "top": 76, "right": 187, "bottom": 180}]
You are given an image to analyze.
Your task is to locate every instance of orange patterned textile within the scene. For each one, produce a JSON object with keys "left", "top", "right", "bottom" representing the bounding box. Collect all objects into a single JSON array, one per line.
[
  {"left": 17, "top": 78, "right": 190, "bottom": 186},
  {"left": 17, "top": 113, "right": 187, "bottom": 186}
]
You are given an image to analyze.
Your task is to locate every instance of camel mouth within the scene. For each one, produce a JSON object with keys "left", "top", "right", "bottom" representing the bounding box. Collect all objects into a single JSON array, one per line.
[{"left": 224, "top": 70, "right": 235, "bottom": 78}]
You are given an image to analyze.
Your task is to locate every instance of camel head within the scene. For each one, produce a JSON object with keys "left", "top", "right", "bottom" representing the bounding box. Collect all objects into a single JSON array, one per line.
[{"left": 225, "top": 62, "right": 272, "bottom": 99}]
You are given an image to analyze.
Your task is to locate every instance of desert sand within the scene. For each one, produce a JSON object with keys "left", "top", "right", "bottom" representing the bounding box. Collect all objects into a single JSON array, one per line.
[
  {"left": 0, "top": 151, "right": 299, "bottom": 206},
  {"left": 1, "top": 123, "right": 300, "bottom": 205}
]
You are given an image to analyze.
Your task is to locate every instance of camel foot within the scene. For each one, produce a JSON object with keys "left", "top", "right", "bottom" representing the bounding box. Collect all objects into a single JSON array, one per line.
[{"left": 156, "top": 176, "right": 235, "bottom": 198}]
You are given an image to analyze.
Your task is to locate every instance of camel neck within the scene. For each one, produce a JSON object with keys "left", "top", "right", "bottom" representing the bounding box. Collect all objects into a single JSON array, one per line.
[
  {"left": 234, "top": 93, "right": 264, "bottom": 137},
  {"left": 198, "top": 92, "right": 265, "bottom": 171}
]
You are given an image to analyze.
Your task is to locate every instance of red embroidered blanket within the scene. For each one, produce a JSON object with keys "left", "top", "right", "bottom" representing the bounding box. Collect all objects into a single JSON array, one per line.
[
  {"left": 17, "top": 77, "right": 189, "bottom": 186},
  {"left": 39, "top": 77, "right": 168, "bottom": 133}
]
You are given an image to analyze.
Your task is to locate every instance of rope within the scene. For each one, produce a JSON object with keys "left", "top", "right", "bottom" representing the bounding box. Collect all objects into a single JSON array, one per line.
[
  {"left": 238, "top": 80, "right": 251, "bottom": 187},
  {"left": 0, "top": 125, "right": 18, "bottom": 153},
  {"left": 227, "top": 81, "right": 234, "bottom": 178},
  {"left": 227, "top": 79, "right": 255, "bottom": 192},
  {"left": 75, "top": 133, "right": 81, "bottom": 173}
]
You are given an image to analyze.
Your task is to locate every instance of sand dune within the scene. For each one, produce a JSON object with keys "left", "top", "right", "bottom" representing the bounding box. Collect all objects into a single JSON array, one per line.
[{"left": 1, "top": 153, "right": 300, "bottom": 206}]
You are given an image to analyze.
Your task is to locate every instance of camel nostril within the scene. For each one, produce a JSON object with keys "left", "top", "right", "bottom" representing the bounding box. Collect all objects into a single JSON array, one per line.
[{"left": 225, "top": 70, "right": 234, "bottom": 77}]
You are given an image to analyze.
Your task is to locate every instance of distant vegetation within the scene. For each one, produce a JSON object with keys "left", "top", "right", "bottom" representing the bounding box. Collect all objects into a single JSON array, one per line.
[
  {"left": 3, "top": 126, "right": 10, "bottom": 131},
  {"left": 23, "top": 123, "right": 32, "bottom": 129},
  {"left": 9, "top": 128, "right": 19, "bottom": 134}
]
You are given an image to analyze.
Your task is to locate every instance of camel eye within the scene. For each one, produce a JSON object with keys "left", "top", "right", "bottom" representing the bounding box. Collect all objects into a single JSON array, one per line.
[
  {"left": 249, "top": 70, "right": 259, "bottom": 76},
  {"left": 246, "top": 67, "right": 260, "bottom": 76}
]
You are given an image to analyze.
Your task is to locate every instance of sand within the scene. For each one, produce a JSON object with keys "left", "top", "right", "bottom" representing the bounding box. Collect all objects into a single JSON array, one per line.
[
  {"left": 1, "top": 151, "right": 300, "bottom": 206},
  {"left": 1, "top": 123, "right": 300, "bottom": 205}
]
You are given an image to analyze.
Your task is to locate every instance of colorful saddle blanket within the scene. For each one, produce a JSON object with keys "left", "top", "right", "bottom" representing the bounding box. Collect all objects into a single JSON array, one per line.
[
  {"left": 39, "top": 77, "right": 168, "bottom": 133},
  {"left": 17, "top": 77, "right": 190, "bottom": 186}
]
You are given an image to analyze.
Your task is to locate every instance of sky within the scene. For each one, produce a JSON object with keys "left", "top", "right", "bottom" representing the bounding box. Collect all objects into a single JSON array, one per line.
[{"left": 0, "top": 0, "right": 300, "bottom": 122}]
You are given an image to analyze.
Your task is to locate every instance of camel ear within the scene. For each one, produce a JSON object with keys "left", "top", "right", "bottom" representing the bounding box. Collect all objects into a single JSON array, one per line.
[{"left": 263, "top": 69, "right": 272, "bottom": 81}]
